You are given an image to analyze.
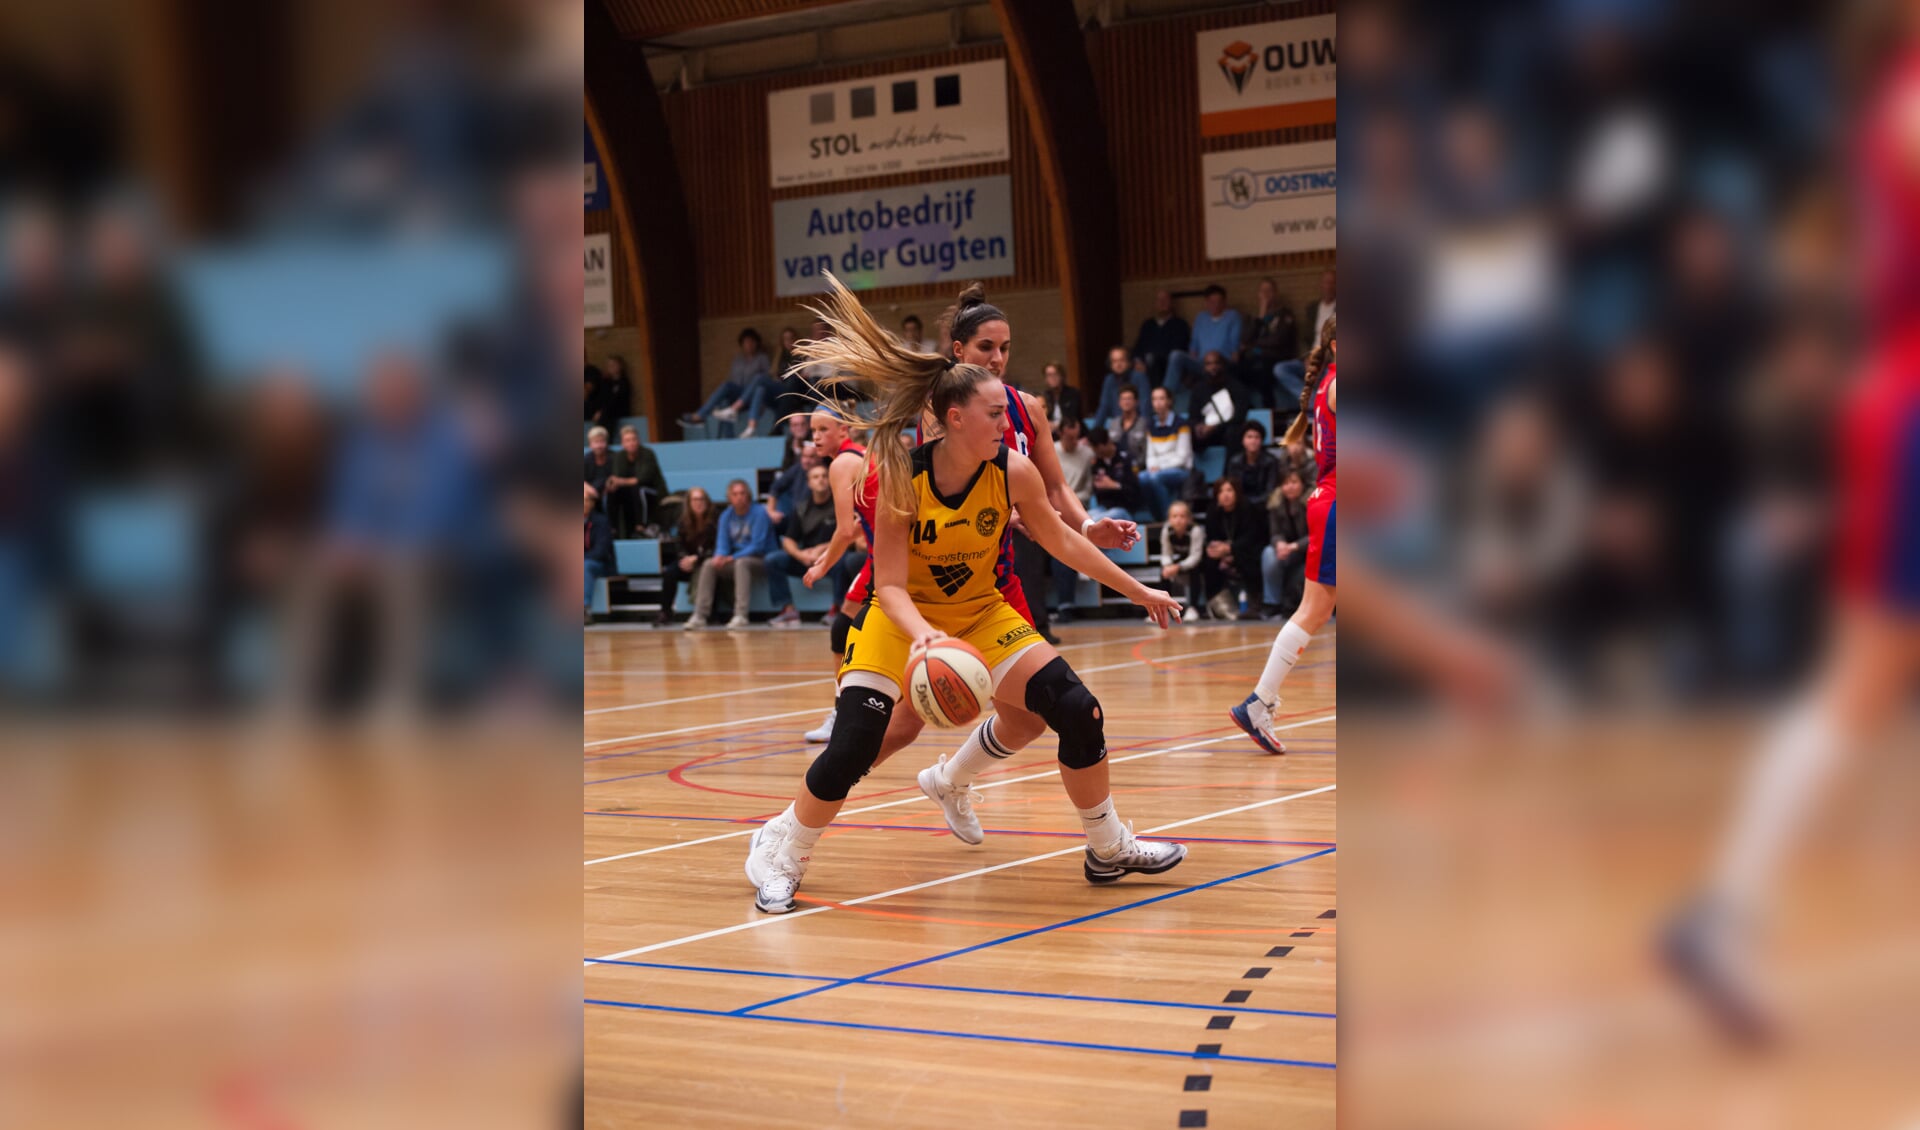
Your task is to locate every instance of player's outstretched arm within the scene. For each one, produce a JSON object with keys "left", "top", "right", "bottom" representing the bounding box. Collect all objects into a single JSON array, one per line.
[
  {"left": 1007, "top": 452, "right": 1178, "bottom": 628},
  {"left": 1021, "top": 389, "right": 1138, "bottom": 550}
]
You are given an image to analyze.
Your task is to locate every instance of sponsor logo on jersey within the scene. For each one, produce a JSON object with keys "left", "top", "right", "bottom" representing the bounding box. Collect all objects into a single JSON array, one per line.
[
  {"left": 929, "top": 561, "right": 974, "bottom": 596},
  {"left": 943, "top": 516, "right": 970, "bottom": 528},
  {"left": 974, "top": 506, "right": 1000, "bottom": 538},
  {"left": 995, "top": 624, "right": 1037, "bottom": 649}
]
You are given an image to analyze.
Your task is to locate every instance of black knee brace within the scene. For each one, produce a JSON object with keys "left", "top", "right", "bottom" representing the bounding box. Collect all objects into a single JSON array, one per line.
[
  {"left": 804, "top": 685, "right": 894, "bottom": 801},
  {"left": 1024, "top": 656, "right": 1106, "bottom": 769},
  {"left": 829, "top": 609, "right": 854, "bottom": 656}
]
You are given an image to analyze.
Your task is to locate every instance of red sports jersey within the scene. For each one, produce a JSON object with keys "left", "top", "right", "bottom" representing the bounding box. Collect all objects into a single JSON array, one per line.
[
  {"left": 1310, "top": 363, "right": 1336, "bottom": 494},
  {"left": 1860, "top": 52, "right": 1920, "bottom": 340}
]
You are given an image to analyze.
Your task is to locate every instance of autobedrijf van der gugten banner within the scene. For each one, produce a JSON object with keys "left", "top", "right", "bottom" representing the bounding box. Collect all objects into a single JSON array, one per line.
[{"left": 772, "top": 175, "right": 1014, "bottom": 297}]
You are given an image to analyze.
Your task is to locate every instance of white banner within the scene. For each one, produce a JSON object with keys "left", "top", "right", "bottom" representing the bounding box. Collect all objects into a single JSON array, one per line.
[
  {"left": 585, "top": 232, "right": 612, "bottom": 328},
  {"left": 767, "top": 60, "right": 1009, "bottom": 188},
  {"left": 1202, "top": 141, "right": 1336, "bottom": 260},
  {"left": 1196, "top": 15, "right": 1336, "bottom": 137},
  {"left": 773, "top": 175, "right": 1013, "bottom": 297}
]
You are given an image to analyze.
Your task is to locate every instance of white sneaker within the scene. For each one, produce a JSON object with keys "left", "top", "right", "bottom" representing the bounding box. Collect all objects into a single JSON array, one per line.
[
  {"left": 1182, "top": 606, "right": 1199, "bottom": 623},
  {"left": 685, "top": 615, "right": 708, "bottom": 629},
  {"left": 804, "top": 710, "right": 836, "bottom": 743},
  {"left": 1084, "top": 822, "right": 1187, "bottom": 884},
  {"left": 1228, "top": 692, "right": 1286, "bottom": 754},
  {"left": 739, "top": 417, "right": 758, "bottom": 438},
  {"left": 917, "top": 756, "right": 983, "bottom": 845},
  {"left": 727, "top": 614, "right": 751, "bottom": 629},
  {"left": 713, "top": 405, "right": 739, "bottom": 422},
  {"left": 744, "top": 820, "right": 809, "bottom": 914}
]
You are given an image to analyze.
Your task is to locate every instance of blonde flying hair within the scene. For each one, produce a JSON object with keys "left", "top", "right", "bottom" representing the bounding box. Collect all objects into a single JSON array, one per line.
[
  {"left": 795, "top": 272, "right": 997, "bottom": 522},
  {"left": 1282, "top": 315, "right": 1335, "bottom": 448}
]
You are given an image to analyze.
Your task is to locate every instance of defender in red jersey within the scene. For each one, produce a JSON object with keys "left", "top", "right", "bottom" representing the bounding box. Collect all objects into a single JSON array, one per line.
[{"left": 1232, "top": 319, "right": 1336, "bottom": 755}]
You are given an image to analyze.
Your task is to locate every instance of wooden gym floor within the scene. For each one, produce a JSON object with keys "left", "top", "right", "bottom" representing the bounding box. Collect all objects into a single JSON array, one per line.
[{"left": 583, "top": 621, "right": 1336, "bottom": 1129}]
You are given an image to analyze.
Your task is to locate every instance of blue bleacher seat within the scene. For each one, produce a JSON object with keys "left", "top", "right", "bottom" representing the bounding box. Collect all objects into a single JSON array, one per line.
[
  {"left": 1247, "top": 408, "right": 1272, "bottom": 438},
  {"left": 1198, "top": 446, "right": 1227, "bottom": 483},
  {"left": 667, "top": 469, "right": 753, "bottom": 501},
  {"left": 671, "top": 567, "right": 835, "bottom": 615},
  {"left": 653, "top": 437, "right": 787, "bottom": 473},
  {"left": 613, "top": 539, "right": 661, "bottom": 575}
]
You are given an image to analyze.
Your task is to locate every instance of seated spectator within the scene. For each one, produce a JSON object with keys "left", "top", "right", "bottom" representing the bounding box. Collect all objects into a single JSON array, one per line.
[
  {"left": 1040, "top": 361, "right": 1083, "bottom": 433},
  {"left": 1087, "top": 426, "right": 1141, "bottom": 520},
  {"left": 1199, "top": 478, "right": 1271, "bottom": 619},
  {"left": 1242, "top": 277, "right": 1302, "bottom": 407},
  {"left": 657, "top": 486, "right": 716, "bottom": 626},
  {"left": 1049, "top": 418, "right": 1096, "bottom": 617},
  {"left": 898, "top": 313, "right": 931, "bottom": 353},
  {"left": 1308, "top": 267, "right": 1335, "bottom": 346},
  {"left": 1132, "top": 288, "right": 1190, "bottom": 387},
  {"left": 691, "top": 479, "right": 774, "bottom": 629},
  {"left": 1279, "top": 437, "right": 1319, "bottom": 492},
  {"left": 766, "top": 463, "right": 846, "bottom": 626},
  {"left": 1141, "top": 386, "right": 1193, "bottom": 519},
  {"left": 1091, "top": 346, "right": 1150, "bottom": 431},
  {"left": 1190, "top": 351, "right": 1251, "bottom": 451},
  {"left": 583, "top": 425, "right": 614, "bottom": 500},
  {"left": 771, "top": 326, "right": 814, "bottom": 423},
  {"left": 1112, "top": 384, "right": 1149, "bottom": 467},
  {"left": 1158, "top": 500, "right": 1205, "bottom": 622},
  {"left": 1224, "top": 420, "right": 1281, "bottom": 503},
  {"left": 680, "top": 328, "right": 780, "bottom": 437},
  {"left": 584, "top": 492, "right": 614, "bottom": 623},
  {"left": 606, "top": 424, "right": 669, "bottom": 537},
  {"left": 765, "top": 436, "right": 824, "bottom": 523},
  {"left": 1261, "top": 469, "right": 1310, "bottom": 619},
  {"left": 597, "top": 355, "right": 635, "bottom": 428},
  {"left": 1163, "top": 284, "right": 1242, "bottom": 395}
]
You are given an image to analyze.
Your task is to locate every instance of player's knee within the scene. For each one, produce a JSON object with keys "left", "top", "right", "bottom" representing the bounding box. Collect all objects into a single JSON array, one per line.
[
  {"left": 1023, "top": 657, "right": 1105, "bottom": 769},
  {"left": 804, "top": 685, "right": 894, "bottom": 801},
  {"left": 829, "top": 610, "right": 853, "bottom": 656}
]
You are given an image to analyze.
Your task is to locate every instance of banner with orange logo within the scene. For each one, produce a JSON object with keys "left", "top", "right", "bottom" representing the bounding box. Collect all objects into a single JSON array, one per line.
[{"left": 1196, "top": 15, "right": 1336, "bottom": 138}]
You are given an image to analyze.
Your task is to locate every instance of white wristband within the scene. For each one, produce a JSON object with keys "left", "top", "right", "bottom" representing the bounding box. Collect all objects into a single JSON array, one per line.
[{"left": 1081, "top": 517, "right": 1096, "bottom": 535}]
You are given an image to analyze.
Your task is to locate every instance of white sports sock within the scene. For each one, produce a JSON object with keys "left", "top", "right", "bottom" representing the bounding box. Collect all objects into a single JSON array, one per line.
[
  {"left": 942, "top": 716, "right": 1016, "bottom": 787},
  {"left": 1256, "top": 621, "right": 1313, "bottom": 705},
  {"left": 1711, "top": 703, "right": 1845, "bottom": 920},
  {"left": 780, "top": 803, "right": 826, "bottom": 858},
  {"left": 1078, "top": 798, "right": 1125, "bottom": 856}
]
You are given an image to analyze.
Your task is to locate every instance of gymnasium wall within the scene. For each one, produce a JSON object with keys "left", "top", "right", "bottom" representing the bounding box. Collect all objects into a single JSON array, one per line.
[{"left": 590, "top": 0, "right": 1335, "bottom": 398}]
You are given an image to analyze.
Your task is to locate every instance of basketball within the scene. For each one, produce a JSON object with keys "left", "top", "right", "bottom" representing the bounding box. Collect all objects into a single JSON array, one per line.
[{"left": 906, "top": 639, "right": 994, "bottom": 728}]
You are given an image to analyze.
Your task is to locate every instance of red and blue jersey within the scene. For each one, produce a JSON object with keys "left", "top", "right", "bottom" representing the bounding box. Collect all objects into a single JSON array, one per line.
[{"left": 1310, "top": 363, "right": 1335, "bottom": 495}]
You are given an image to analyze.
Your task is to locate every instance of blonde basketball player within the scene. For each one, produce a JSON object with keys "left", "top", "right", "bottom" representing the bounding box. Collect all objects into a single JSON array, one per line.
[{"left": 744, "top": 273, "right": 1187, "bottom": 914}]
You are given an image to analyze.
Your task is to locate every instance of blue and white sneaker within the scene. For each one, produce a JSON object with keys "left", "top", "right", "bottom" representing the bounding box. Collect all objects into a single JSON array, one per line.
[
  {"left": 1084, "top": 823, "right": 1187, "bottom": 884},
  {"left": 1229, "top": 692, "right": 1286, "bottom": 754}
]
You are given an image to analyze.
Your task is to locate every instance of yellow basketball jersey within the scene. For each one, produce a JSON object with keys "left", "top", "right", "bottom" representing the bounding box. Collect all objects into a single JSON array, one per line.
[{"left": 903, "top": 440, "right": 1011, "bottom": 616}]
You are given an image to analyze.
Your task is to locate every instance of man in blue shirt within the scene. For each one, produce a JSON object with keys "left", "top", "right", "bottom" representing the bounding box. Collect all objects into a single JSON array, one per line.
[
  {"left": 1162, "top": 284, "right": 1243, "bottom": 396},
  {"left": 691, "top": 478, "right": 775, "bottom": 628}
]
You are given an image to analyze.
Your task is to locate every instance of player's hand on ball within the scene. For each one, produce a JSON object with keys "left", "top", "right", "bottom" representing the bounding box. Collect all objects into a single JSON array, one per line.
[
  {"left": 908, "top": 629, "right": 950, "bottom": 658},
  {"left": 1134, "top": 586, "right": 1182, "bottom": 629}
]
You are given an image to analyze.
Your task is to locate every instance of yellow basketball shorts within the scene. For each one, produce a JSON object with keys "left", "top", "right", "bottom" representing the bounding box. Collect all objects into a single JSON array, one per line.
[{"left": 838, "top": 596, "right": 1047, "bottom": 700}]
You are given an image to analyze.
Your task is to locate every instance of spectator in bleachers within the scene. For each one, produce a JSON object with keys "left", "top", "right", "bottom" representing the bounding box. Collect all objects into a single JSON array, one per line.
[
  {"left": 1132, "top": 288, "right": 1190, "bottom": 388},
  {"left": 1087, "top": 426, "right": 1141, "bottom": 520},
  {"left": 680, "top": 328, "right": 777, "bottom": 437},
  {"left": 583, "top": 425, "right": 614, "bottom": 500},
  {"left": 1307, "top": 267, "right": 1335, "bottom": 347},
  {"left": 1279, "top": 435, "right": 1318, "bottom": 492},
  {"left": 1261, "top": 469, "right": 1310, "bottom": 620},
  {"left": 774, "top": 326, "right": 802, "bottom": 383},
  {"left": 1163, "top": 284, "right": 1242, "bottom": 395},
  {"left": 1242, "top": 278, "right": 1302, "bottom": 408},
  {"left": 765, "top": 463, "right": 841, "bottom": 627},
  {"left": 1055, "top": 417, "right": 1094, "bottom": 506},
  {"left": 771, "top": 326, "right": 814, "bottom": 423},
  {"left": 1141, "top": 385, "right": 1193, "bottom": 519},
  {"left": 689, "top": 478, "right": 773, "bottom": 629},
  {"left": 898, "top": 314, "right": 931, "bottom": 353},
  {"left": 606, "top": 424, "right": 668, "bottom": 537},
  {"left": 1040, "top": 361, "right": 1083, "bottom": 433},
  {"left": 1224, "top": 420, "right": 1282, "bottom": 503},
  {"left": 1158, "top": 500, "right": 1205, "bottom": 622},
  {"left": 584, "top": 492, "right": 614, "bottom": 624},
  {"left": 587, "top": 354, "right": 633, "bottom": 431},
  {"left": 1112, "top": 384, "right": 1149, "bottom": 467},
  {"left": 764, "top": 440, "right": 824, "bottom": 524},
  {"left": 1199, "top": 477, "right": 1271, "bottom": 619},
  {"left": 1190, "top": 350, "right": 1251, "bottom": 452},
  {"left": 656, "top": 486, "right": 716, "bottom": 627},
  {"left": 1091, "top": 346, "right": 1150, "bottom": 431}
]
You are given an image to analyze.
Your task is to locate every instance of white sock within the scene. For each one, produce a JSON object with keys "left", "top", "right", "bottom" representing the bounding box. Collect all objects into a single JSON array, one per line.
[
  {"left": 942, "top": 715, "right": 1016, "bottom": 787},
  {"left": 1256, "top": 621, "right": 1313, "bottom": 705},
  {"left": 1078, "top": 798, "right": 1125, "bottom": 856},
  {"left": 1711, "top": 703, "right": 1846, "bottom": 920},
  {"left": 779, "top": 803, "right": 826, "bottom": 858}
]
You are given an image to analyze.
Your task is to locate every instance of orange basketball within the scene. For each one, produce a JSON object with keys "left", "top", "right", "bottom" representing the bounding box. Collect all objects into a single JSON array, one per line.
[{"left": 905, "top": 639, "right": 994, "bottom": 728}]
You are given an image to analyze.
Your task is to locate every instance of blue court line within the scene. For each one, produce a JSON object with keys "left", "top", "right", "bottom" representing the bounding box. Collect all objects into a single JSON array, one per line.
[
  {"left": 584, "top": 744, "right": 810, "bottom": 786},
  {"left": 581, "top": 812, "right": 1333, "bottom": 848},
  {"left": 734, "top": 848, "right": 1336, "bottom": 1016},
  {"left": 583, "top": 958, "right": 1334, "bottom": 1018},
  {"left": 584, "top": 999, "right": 1335, "bottom": 1069},
  {"left": 583, "top": 727, "right": 786, "bottom": 764}
]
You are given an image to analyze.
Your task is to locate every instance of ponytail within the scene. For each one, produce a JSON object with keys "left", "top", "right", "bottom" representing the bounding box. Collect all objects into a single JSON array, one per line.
[
  {"left": 797, "top": 272, "right": 996, "bottom": 521},
  {"left": 1281, "top": 316, "right": 1334, "bottom": 447}
]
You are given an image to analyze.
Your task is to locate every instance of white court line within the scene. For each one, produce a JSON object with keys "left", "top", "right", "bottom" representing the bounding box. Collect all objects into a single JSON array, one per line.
[
  {"left": 576, "top": 633, "right": 1282, "bottom": 748},
  {"left": 583, "top": 713, "right": 1335, "bottom": 865},
  {"left": 586, "top": 780, "right": 1336, "bottom": 962}
]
